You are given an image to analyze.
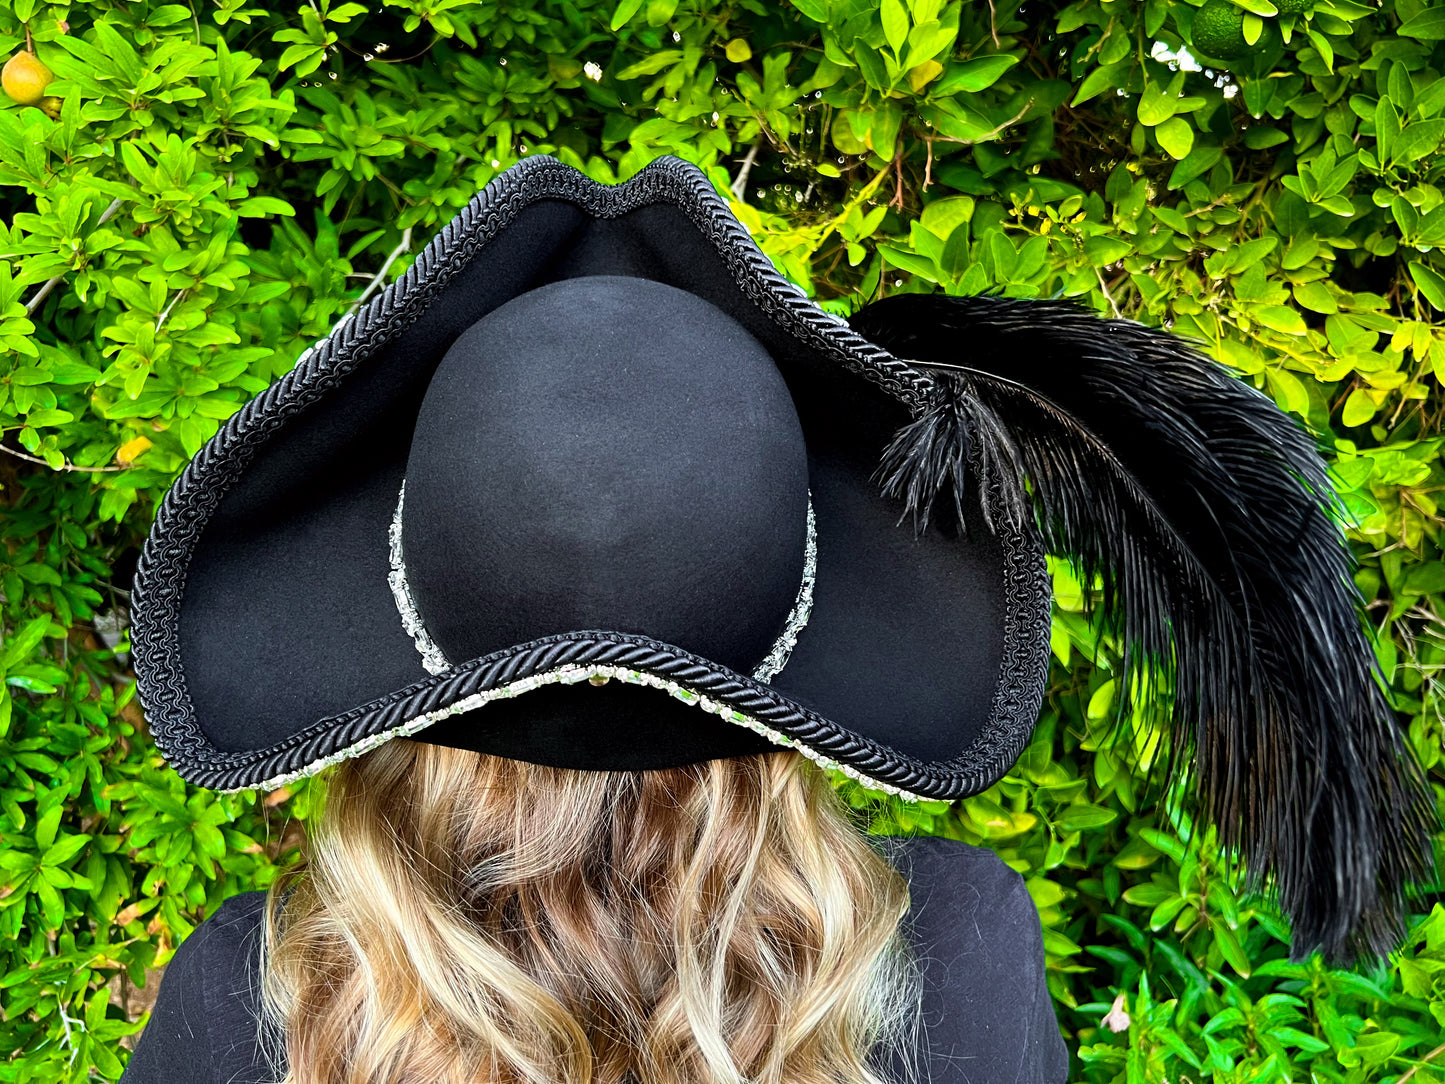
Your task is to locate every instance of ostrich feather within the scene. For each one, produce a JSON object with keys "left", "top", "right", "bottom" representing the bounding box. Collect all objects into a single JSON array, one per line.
[{"left": 850, "top": 292, "right": 1437, "bottom": 965}]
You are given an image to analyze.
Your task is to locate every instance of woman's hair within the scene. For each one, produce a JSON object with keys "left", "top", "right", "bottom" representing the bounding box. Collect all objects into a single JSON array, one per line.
[{"left": 261, "top": 740, "right": 921, "bottom": 1084}]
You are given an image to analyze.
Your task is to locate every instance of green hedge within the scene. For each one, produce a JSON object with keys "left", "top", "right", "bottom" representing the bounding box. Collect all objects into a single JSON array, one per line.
[{"left": 1, "top": 0, "right": 1443, "bottom": 1079}]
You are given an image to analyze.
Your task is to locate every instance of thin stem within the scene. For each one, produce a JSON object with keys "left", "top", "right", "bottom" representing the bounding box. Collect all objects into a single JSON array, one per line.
[
  {"left": 731, "top": 140, "right": 761, "bottom": 200},
  {"left": 1398, "top": 1042, "right": 1445, "bottom": 1084},
  {"left": 1095, "top": 265, "right": 1123, "bottom": 318},
  {"left": 155, "top": 288, "right": 188, "bottom": 332},
  {"left": 347, "top": 226, "right": 413, "bottom": 314},
  {"left": 23, "top": 198, "right": 125, "bottom": 316},
  {"left": 0, "top": 441, "right": 127, "bottom": 473}
]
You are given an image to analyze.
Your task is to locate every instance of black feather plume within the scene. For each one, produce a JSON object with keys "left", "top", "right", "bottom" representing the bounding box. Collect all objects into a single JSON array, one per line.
[{"left": 851, "top": 292, "right": 1438, "bottom": 965}]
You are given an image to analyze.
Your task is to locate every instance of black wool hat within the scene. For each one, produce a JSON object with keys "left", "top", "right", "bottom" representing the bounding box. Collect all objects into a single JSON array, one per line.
[{"left": 132, "top": 154, "right": 1435, "bottom": 963}]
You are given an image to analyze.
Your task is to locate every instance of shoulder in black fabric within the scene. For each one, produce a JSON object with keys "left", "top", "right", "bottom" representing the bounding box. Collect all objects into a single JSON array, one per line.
[
  {"left": 876, "top": 835, "right": 1070, "bottom": 1084},
  {"left": 121, "top": 892, "right": 281, "bottom": 1084},
  {"left": 848, "top": 293, "right": 1439, "bottom": 965}
]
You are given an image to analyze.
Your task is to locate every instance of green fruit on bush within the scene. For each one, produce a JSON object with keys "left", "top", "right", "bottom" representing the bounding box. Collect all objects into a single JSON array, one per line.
[
  {"left": 1273, "top": 0, "right": 1311, "bottom": 13},
  {"left": 1192, "top": 0, "right": 1249, "bottom": 58}
]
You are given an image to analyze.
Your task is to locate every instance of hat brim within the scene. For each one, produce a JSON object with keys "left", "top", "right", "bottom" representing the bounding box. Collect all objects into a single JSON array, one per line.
[{"left": 131, "top": 156, "right": 1050, "bottom": 798}]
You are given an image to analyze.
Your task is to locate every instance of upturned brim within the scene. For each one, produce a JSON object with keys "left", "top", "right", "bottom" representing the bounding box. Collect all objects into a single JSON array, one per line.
[{"left": 130, "top": 155, "right": 1050, "bottom": 798}]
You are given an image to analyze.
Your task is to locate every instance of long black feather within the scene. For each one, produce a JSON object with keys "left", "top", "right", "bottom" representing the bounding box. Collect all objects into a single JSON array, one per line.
[{"left": 850, "top": 292, "right": 1438, "bottom": 965}]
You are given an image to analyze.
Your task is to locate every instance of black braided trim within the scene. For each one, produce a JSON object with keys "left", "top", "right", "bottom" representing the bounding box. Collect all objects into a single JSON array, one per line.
[
  {"left": 131, "top": 154, "right": 1043, "bottom": 798},
  {"left": 960, "top": 494, "right": 1052, "bottom": 784},
  {"left": 162, "top": 627, "right": 1040, "bottom": 797}
]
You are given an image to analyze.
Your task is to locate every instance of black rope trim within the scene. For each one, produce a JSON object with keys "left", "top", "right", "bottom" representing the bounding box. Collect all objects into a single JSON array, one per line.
[{"left": 163, "top": 626, "right": 1043, "bottom": 798}]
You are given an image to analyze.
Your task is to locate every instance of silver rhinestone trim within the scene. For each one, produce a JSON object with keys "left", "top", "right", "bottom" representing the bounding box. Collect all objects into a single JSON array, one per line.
[
  {"left": 388, "top": 482, "right": 816, "bottom": 685},
  {"left": 751, "top": 498, "right": 816, "bottom": 683},
  {"left": 387, "top": 482, "right": 451, "bottom": 675},
  {"left": 232, "top": 663, "right": 930, "bottom": 802}
]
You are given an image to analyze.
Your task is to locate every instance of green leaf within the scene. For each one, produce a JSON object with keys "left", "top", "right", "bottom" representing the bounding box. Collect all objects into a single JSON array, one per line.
[
  {"left": 881, "top": 0, "right": 909, "bottom": 55},
  {"left": 940, "top": 223, "right": 971, "bottom": 279},
  {"left": 1168, "top": 145, "right": 1221, "bottom": 189},
  {"left": 0, "top": 616, "right": 51, "bottom": 669},
  {"left": 1137, "top": 82, "right": 1178, "bottom": 127},
  {"left": 36, "top": 877, "right": 64, "bottom": 928},
  {"left": 41, "top": 834, "right": 90, "bottom": 867},
  {"left": 1072, "top": 60, "right": 1127, "bottom": 106},
  {"left": 1087, "top": 679, "right": 1116, "bottom": 720},
  {"left": 5, "top": 674, "right": 56, "bottom": 694},
  {"left": 1282, "top": 233, "right": 1318, "bottom": 269},
  {"left": 1138, "top": 828, "right": 1187, "bottom": 863},
  {"left": 1084, "top": 236, "right": 1132, "bottom": 264},
  {"left": 47, "top": 360, "right": 103, "bottom": 384},
  {"left": 1341, "top": 387, "right": 1376, "bottom": 427},
  {"left": 1266, "top": 367, "right": 1310, "bottom": 415},
  {"left": 277, "top": 42, "right": 325, "bottom": 76},
  {"left": 1244, "top": 126, "right": 1288, "bottom": 149},
  {"left": 919, "top": 195, "right": 974, "bottom": 239},
  {"left": 1150, "top": 895, "right": 1188, "bottom": 929},
  {"left": 91, "top": 21, "right": 144, "bottom": 83},
  {"left": 1292, "top": 280, "right": 1336, "bottom": 313},
  {"left": 1409, "top": 261, "right": 1445, "bottom": 310},
  {"left": 1123, "top": 882, "right": 1175, "bottom": 906},
  {"left": 1057, "top": 803, "right": 1119, "bottom": 831},
  {"left": 1213, "top": 924, "right": 1252, "bottom": 976},
  {"left": 934, "top": 54, "right": 1018, "bottom": 95},
  {"left": 878, "top": 244, "right": 940, "bottom": 282},
  {"left": 34, "top": 804, "right": 62, "bottom": 850},
  {"left": 1307, "top": 28, "right": 1334, "bottom": 72},
  {"left": 1273, "top": 1026, "right": 1330, "bottom": 1053},
  {"left": 617, "top": 50, "right": 683, "bottom": 78},
  {"left": 1399, "top": 8, "right": 1445, "bottom": 39},
  {"left": 1155, "top": 116, "right": 1194, "bottom": 159},
  {"left": 1403, "top": 563, "right": 1445, "bottom": 596},
  {"left": 1342, "top": 1032, "right": 1401, "bottom": 1067},
  {"left": 24, "top": 408, "right": 74, "bottom": 427},
  {"left": 1397, "top": 120, "right": 1445, "bottom": 165},
  {"left": 17, "top": 563, "right": 61, "bottom": 586},
  {"left": 1254, "top": 305, "right": 1308, "bottom": 335},
  {"left": 235, "top": 197, "right": 295, "bottom": 217}
]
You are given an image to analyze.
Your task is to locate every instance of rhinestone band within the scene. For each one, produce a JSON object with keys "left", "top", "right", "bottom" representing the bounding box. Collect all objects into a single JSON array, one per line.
[
  {"left": 750, "top": 498, "right": 816, "bottom": 682},
  {"left": 386, "top": 481, "right": 451, "bottom": 675},
  {"left": 387, "top": 482, "right": 817, "bottom": 685}
]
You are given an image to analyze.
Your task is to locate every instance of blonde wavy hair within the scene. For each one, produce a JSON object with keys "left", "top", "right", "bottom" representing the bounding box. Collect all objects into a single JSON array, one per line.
[{"left": 261, "top": 740, "right": 921, "bottom": 1084}]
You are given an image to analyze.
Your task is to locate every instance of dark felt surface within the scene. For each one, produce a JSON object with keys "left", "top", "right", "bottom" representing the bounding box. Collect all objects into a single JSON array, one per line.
[
  {"left": 121, "top": 836, "right": 1069, "bottom": 1084},
  {"left": 176, "top": 195, "right": 1014, "bottom": 771},
  {"left": 404, "top": 276, "right": 809, "bottom": 676}
]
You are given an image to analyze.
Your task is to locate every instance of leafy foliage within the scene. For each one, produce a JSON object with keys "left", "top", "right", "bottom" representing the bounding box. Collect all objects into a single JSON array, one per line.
[{"left": 0, "top": 0, "right": 1442, "bottom": 1079}]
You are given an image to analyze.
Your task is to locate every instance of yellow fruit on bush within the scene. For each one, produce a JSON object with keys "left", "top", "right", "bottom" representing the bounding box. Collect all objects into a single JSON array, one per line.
[
  {"left": 39, "top": 95, "right": 61, "bottom": 119},
  {"left": 2, "top": 51, "right": 53, "bottom": 106}
]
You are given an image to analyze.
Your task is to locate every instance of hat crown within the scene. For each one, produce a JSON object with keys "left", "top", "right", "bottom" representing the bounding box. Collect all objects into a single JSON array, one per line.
[{"left": 400, "top": 275, "right": 811, "bottom": 675}]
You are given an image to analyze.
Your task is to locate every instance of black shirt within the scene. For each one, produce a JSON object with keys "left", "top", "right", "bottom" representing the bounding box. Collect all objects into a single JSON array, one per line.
[{"left": 121, "top": 836, "right": 1070, "bottom": 1083}]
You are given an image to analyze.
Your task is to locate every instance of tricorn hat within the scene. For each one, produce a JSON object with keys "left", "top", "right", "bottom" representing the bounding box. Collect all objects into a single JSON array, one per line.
[{"left": 132, "top": 154, "right": 1434, "bottom": 962}]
